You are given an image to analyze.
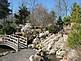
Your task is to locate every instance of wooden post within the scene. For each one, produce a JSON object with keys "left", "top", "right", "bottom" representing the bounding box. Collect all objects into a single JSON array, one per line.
[
  {"left": 26, "top": 37, "right": 28, "bottom": 49},
  {"left": 18, "top": 35, "right": 20, "bottom": 51},
  {"left": 4, "top": 34, "right": 6, "bottom": 43},
  {"left": 2, "top": 37, "right": 4, "bottom": 43},
  {"left": 26, "top": 33, "right": 28, "bottom": 49}
]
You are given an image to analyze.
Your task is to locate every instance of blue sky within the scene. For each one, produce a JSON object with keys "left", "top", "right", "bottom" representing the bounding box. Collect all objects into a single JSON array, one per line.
[{"left": 8, "top": 0, "right": 81, "bottom": 13}]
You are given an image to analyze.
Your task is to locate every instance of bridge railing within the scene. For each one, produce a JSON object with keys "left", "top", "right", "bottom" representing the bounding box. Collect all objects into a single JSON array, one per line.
[
  {"left": 4, "top": 35, "right": 18, "bottom": 44},
  {"left": 1, "top": 34, "right": 28, "bottom": 51},
  {"left": 18, "top": 36, "right": 27, "bottom": 48}
]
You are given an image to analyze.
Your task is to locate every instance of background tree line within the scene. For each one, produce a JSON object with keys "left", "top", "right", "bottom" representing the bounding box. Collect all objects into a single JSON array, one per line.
[{"left": 0, "top": 0, "right": 73, "bottom": 35}]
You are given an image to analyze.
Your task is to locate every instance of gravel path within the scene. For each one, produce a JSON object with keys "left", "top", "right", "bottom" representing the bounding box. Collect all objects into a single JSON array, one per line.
[{"left": 0, "top": 49, "right": 36, "bottom": 61}]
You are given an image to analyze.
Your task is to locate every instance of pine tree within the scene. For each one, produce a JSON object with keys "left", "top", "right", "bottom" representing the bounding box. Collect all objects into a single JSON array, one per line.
[
  {"left": 71, "top": 3, "right": 81, "bottom": 23},
  {"left": 0, "top": 0, "right": 11, "bottom": 19},
  {"left": 57, "top": 16, "right": 64, "bottom": 30},
  {"left": 14, "top": 4, "right": 30, "bottom": 24},
  {"left": 68, "top": 3, "right": 81, "bottom": 50}
]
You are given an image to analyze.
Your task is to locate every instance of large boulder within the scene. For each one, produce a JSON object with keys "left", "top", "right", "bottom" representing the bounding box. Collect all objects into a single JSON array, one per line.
[
  {"left": 28, "top": 44, "right": 35, "bottom": 49},
  {"left": 35, "top": 29, "right": 42, "bottom": 33},
  {"left": 39, "top": 31, "right": 49, "bottom": 38},
  {"left": 33, "top": 37, "right": 40, "bottom": 44},
  {"left": 29, "top": 49, "right": 48, "bottom": 61},
  {"left": 29, "top": 54, "right": 44, "bottom": 61},
  {"left": 49, "top": 34, "right": 68, "bottom": 55},
  {"left": 56, "top": 50, "right": 65, "bottom": 58},
  {"left": 21, "top": 23, "right": 32, "bottom": 32},
  {"left": 60, "top": 49, "right": 81, "bottom": 61},
  {"left": 66, "top": 49, "right": 80, "bottom": 61},
  {"left": 0, "top": 51, "right": 9, "bottom": 57},
  {"left": 42, "top": 34, "right": 62, "bottom": 53}
]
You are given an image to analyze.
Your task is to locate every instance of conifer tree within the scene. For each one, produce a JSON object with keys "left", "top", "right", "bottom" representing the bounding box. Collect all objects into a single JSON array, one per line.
[
  {"left": 71, "top": 3, "right": 81, "bottom": 23},
  {"left": 0, "top": 0, "right": 11, "bottom": 19},
  {"left": 15, "top": 4, "right": 30, "bottom": 24},
  {"left": 68, "top": 3, "right": 81, "bottom": 50}
]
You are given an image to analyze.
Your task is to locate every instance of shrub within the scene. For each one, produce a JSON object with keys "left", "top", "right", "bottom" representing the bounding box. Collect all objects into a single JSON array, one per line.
[
  {"left": 0, "top": 25, "right": 3, "bottom": 29},
  {"left": 63, "top": 16, "right": 70, "bottom": 25},
  {"left": 67, "top": 3, "right": 81, "bottom": 49},
  {"left": 0, "top": 21, "right": 17, "bottom": 35},
  {"left": 47, "top": 25, "right": 58, "bottom": 33},
  {"left": 0, "top": 29, "right": 4, "bottom": 35},
  {"left": 67, "top": 23, "right": 81, "bottom": 48}
]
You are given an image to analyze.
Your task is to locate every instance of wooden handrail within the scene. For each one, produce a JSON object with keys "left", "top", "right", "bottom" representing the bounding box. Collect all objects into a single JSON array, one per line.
[{"left": 0, "top": 34, "right": 28, "bottom": 51}]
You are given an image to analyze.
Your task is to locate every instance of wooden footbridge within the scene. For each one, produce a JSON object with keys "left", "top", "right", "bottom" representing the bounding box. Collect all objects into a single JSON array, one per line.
[{"left": 0, "top": 35, "right": 28, "bottom": 52}]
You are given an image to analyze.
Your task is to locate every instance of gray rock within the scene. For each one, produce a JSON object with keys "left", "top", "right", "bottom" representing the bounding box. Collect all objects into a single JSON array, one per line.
[
  {"left": 21, "top": 23, "right": 32, "bottom": 32},
  {"left": 2, "top": 51, "right": 9, "bottom": 56},
  {"left": 0, "top": 51, "right": 9, "bottom": 56},
  {"left": 39, "top": 31, "right": 49, "bottom": 38},
  {"left": 29, "top": 54, "right": 44, "bottom": 61},
  {"left": 67, "top": 49, "right": 80, "bottom": 61},
  {"left": 33, "top": 37, "right": 40, "bottom": 44},
  {"left": 56, "top": 50, "right": 65, "bottom": 58},
  {"left": 49, "top": 34, "right": 68, "bottom": 55},
  {"left": 28, "top": 44, "right": 35, "bottom": 48}
]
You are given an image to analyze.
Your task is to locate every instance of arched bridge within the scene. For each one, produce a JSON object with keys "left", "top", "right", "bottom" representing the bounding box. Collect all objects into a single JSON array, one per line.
[{"left": 0, "top": 35, "right": 28, "bottom": 52}]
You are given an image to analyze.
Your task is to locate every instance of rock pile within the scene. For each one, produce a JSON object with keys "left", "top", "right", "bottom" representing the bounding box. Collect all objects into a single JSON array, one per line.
[
  {"left": 29, "top": 49, "right": 48, "bottom": 61},
  {"left": 29, "top": 33, "right": 68, "bottom": 61},
  {"left": 34, "top": 32, "right": 81, "bottom": 61},
  {"left": 20, "top": 23, "right": 80, "bottom": 61},
  {"left": 35, "top": 33, "right": 68, "bottom": 57}
]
